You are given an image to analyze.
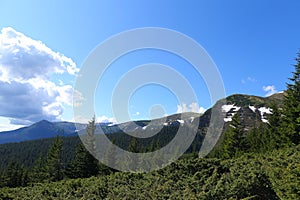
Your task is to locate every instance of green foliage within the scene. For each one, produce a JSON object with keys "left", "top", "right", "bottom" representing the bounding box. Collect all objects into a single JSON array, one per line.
[
  {"left": 281, "top": 52, "right": 300, "bottom": 145},
  {"left": 30, "top": 154, "right": 47, "bottom": 183},
  {"left": 219, "top": 114, "right": 244, "bottom": 159},
  {"left": 67, "top": 143, "right": 99, "bottom": 178},
  {"left": 0, "top": 145, "right": 298, "bottom": 199},
  {"left": 0, "top": 136, "right": 81, "bottom": 171},
  {"left": 104, "top": 139, "right": 118, "bottom": 173},
  {"left": 67, "top": 118, "right": 100, "bottom": 178},
  {"left": 45, "top": 135, "right": 64, "bottom": 182},
  {"left": 1, "top": 161, "right": 28, "bottom": 188}
]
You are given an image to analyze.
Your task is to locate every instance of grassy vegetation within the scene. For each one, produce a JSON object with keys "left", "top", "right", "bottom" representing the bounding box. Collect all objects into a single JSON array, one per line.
[{"left": 0, "top": 144, "right": 299, "bottom": 199}]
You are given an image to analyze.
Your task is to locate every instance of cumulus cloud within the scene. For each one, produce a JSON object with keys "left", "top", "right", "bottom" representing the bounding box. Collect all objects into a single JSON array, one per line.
[
  {"left": 0, "top": 27, "right": 78, "bottom": 125},
  {"left": 0, "top": 117, "right": 24, "bottom": 131},
  {"left": 96, "top": 116, "right": 116, "bottom": 124},
  {"left": 263, "top": 85, "right": 278, "bottom": 97},
  {"left": 73, "top": 90, "right": 85, "bottom": 108},
  {"left": 177, "top": 102, "right": 206, "bottom": 114}
]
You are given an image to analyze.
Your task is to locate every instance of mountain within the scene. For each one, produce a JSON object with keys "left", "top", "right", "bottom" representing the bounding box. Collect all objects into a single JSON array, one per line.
[
  {"left": 0, "top": 120, "right": 77, "bottom": 144},
  {"left": 0, "top": 93, "right": 285, "bottom": 145},
  {"left": 0, "top": 113, "right": 203, "bottom": 145},
  {"left": 220, "top": 93, "right": 284, "bottom": 128}
]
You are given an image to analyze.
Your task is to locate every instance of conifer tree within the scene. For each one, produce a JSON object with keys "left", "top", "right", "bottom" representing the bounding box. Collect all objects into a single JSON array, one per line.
[
  {"left": 221, "top": 114, "right": 244, "bottom": 159},
  {"left": 70, "top": 143, "right": 99, "bottom": 178},
  {"left": 68, "top": 117, "right": 99, "bottom": 178},
  {"left": 127, "top": 137, "right": 139, "bottom": 171},
  {"left": 105, "top": 138, "right": 117, "bottom": 172},
  {"left": 267, "top": 103, "right": 290, "bottom": 148},
  {"left": 281, "top": 52, "right": 300, "bottom": 145},
  {"left": 4, "top": 161, "right": 20, "bottom": 187},
  {"left": 31, "top": 153, "right": 47, "bottom": 182},
  {"left": 45, "top": 135, "right": 63, "bottom": 181}
]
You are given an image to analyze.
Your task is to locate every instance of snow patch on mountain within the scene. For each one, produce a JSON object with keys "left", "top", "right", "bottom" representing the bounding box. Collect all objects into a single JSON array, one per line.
[
  {"left": 190, "top": 117, "right": 195, "bottom": 123},
  {"left": 249, "top": 105, "right": 256, "bottom": 112},
  {"left": 177, "top": 120, "right": 185, "bottom": 124},
  {"left": 222, "top": 104, "right": 241, "bottom": 113},
  {"left": 224, "top": 117, "right": 233, "bottom": 122},
  {"left": 222, "top": 104, "right": 240, "bottom": 122},
  {"left": 258, "top": 107, "right": 272, "bottom": 123},
  {"left": 223, "top": 112, "right": 237, "bottom": 122},
  {"left": 258, "top": 107, "right": 272, "bottom": 115}
]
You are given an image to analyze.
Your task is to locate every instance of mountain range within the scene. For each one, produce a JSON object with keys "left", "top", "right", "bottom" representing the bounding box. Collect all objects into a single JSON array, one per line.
[{"left": 0, "top": 93, "right": 285, "bottom": 144}]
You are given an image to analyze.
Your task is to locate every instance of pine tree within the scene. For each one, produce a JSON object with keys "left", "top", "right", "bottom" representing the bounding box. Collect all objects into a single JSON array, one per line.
[
  {"left": 20, "top": 166, "right": 29, "bottom": 187},
  {"left": 68, "top": 117, "right": 99, "bottom": 178},
  {"left": 127, "top": 137, "right": 139, "bottom": 171},
  {"left": 267, "top": 103, "right": 290, "bottom": 148},
  {"left": 31, "top": 153, "right": 47, "bottom": 182},
  {"left": 246, "top": 124, "right": 271, "bottom": 153},
  {"left": 221, "top": 114, "right": 244, "bottom": 159},
  {"left": 129, "top": 137, "right": 138, "bottom": 153},
  {"left": 3, "top": 161, "right": 20, "bottom": 187},
  {"left": 45, "top": 135, "right": 63, "bottom": 182},
  {"left": 281, "top": 52, "right": 300, "bottom": 145},
  {"left": 105, "top": 138, "right": 117, "bottom": 172},
  {"left": 69, "top": 143, "right": 99, "bottom": 178}
]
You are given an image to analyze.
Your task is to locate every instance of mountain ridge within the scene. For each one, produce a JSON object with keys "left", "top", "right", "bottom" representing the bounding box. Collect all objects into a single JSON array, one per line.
[{"left": 0, "top": 92, "right": 284, "bottom": 144}]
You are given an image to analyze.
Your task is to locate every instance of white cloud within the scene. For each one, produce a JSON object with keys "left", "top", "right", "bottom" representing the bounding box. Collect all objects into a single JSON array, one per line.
[
  {"left": 263, "top": 85, "right": 278, "bottom": 97},
  {"left": 73, "top": 90, "right": 85, "bottom": 108},
  {"left": 0, "top": 27, "right": 78, "bottom": 125},
  {"left": 96, "top": 116, "right": 116, "bottom": 124},
  {"left": 177, "top": 102, "right": 206, "bottom": 114},
  {"left": 0, "top": 117, "right": 24, "bottom": 132}
]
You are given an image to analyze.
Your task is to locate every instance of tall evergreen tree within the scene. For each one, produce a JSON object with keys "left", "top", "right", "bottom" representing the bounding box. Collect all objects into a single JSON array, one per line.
[
  {"left": 105, "top": 139, "right": 117, "bottom": 172},
  {"left": 84, "top": 116, "right": 97, "bottom": 153},
  {"left": 127, "top": 137, "right": 139, "bottom": 171},
  {"left": 281, "top": 52, "right": 300, "bottom": 145},
  {"left": 45, "top": 135, "right": 63, "bottom": 182},
  {"left": 2, "top": 161, "right": 28, "bottom": 188},
  {"left": 3, "top": 161, "right": 20, "bottom": 187},
  {"left": 68, "top": 117, "right": 99, "bottom": 178},
  {"left": 69, "top": 143, "right": 99, "bottom": 178},
  {"left": 221, "top": 114, "right": 244, "bottom": 159},
  {"left": 267, "top": 103, "right": 290, "bottom": 148},
  {"left": 31, "top": 153, "right": 47, "bottom": 182}
]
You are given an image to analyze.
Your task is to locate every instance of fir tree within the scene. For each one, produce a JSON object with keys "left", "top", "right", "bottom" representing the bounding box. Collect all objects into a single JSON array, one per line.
[
  {"left": 281, "top": 52, "right": 300, "bottom": 145},
  {"left": 45, "top": 135, "right": 63, "bottom": 182},
  {"left": 68, "top": 117, "right": 99, "bottom": 178},
  {"left": 69, "top": 143, "right": 99, "bottom": 178},
  {"left": 3, "top": 161, "right": 20, "bottom": 187},
  {"left": 105, "top": 139, "right": 117, "bottom": 172},
  {"left": 221, "top": 114, "right": 244, "bottom": 159},
  {"left": 30, "top": 153, "right": 47, "bottom": 182},
  {"left": 127, "top": 137, "right": 139, "bottom": 171},
  {"left": 267, "top": 103, "right": 290, "bottom": 148}
]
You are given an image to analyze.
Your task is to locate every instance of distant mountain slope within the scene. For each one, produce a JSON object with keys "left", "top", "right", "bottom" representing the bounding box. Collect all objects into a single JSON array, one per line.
[
  {"left": 0, "top": 120, "right": 78, "bottom": 144},
  {"left": 0, "top": 92, "right": 285, "bottom": 144},
  {"left": 219, "top": 93, "right": 284, "bottom": 128}
]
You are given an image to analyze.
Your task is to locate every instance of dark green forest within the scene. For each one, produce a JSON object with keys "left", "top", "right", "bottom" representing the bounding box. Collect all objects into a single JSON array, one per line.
[{"left": 0, "top": 52, "right": 300, "bottom": 199}]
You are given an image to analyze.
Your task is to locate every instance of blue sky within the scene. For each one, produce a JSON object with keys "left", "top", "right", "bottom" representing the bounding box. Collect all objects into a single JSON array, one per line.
[{"left": 0, "top": 0, "right": 300, "bottom": 130}]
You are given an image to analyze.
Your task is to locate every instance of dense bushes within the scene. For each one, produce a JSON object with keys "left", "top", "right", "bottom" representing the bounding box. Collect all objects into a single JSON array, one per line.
[{"left": 0, "top": 145, "right": 299, "bottom": 199}]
